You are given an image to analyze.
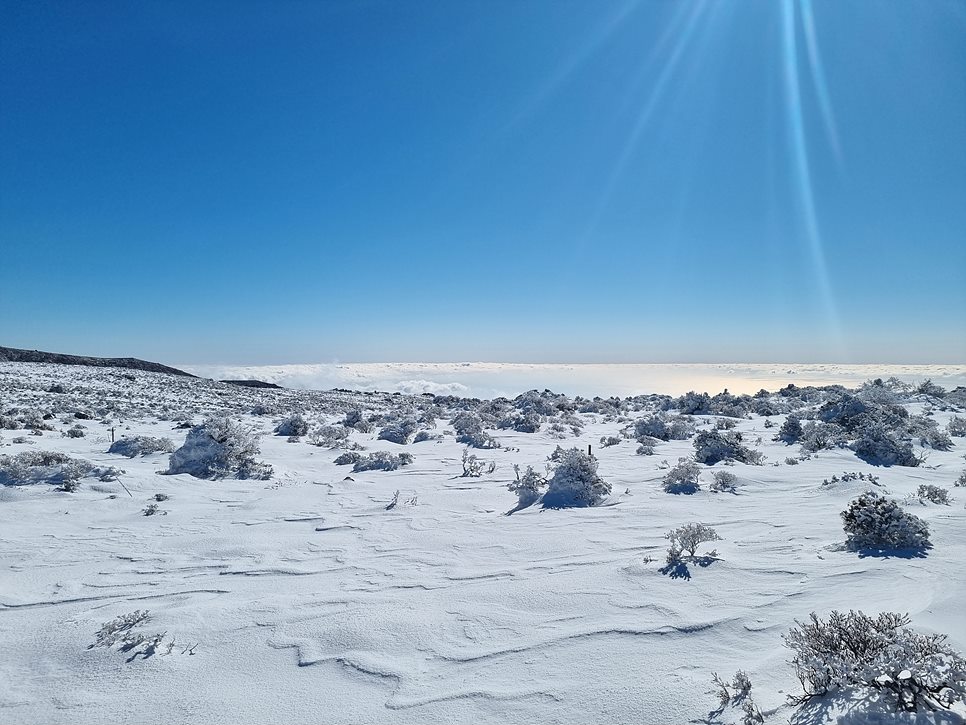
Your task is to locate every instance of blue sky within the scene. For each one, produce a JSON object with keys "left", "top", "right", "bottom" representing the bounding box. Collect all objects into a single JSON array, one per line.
[{"left": 1, "top": 0, "right": 964, "bottom": 365}]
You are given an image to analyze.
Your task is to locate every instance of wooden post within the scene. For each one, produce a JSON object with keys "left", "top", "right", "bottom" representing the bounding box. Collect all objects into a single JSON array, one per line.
[
  {"left": 110, "top": 427, "right": 115, "bottom": 442},
  {"left": 588, "top": 444, "right": 592, "bottom": 456}
]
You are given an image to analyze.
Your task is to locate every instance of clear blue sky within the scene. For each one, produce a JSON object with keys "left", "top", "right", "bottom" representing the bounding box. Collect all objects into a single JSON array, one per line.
[{"left": 2, "top": 0, "right": 964, "bottom": 364}]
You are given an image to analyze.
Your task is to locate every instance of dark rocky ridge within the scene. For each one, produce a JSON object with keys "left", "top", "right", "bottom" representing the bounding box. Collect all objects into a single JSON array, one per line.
[{"left": 0, "top": 345, "right": 194, "bottom": 377}]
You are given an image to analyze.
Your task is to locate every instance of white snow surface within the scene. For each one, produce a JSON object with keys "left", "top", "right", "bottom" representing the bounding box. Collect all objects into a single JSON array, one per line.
[{"left": 0, "top": 362, "right": 964, "bottom": 724}]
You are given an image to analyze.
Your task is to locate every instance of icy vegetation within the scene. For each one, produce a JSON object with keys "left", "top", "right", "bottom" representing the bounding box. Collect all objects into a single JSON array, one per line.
[{"left": 0, "top": 362, "right": 964, "bottom": 723}]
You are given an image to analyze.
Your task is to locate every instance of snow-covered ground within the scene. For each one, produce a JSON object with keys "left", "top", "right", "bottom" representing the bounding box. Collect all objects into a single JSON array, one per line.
[{"left": 1, "top": 362, "right": 964, "bottom": 724}]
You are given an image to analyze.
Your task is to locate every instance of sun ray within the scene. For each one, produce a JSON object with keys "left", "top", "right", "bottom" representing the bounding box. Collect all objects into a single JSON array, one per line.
[
  {"left": 780, "top": 0, "right": 845, "bottom": 357},
  {"left": 799, "top": 0, "right": 843, "bottom": 168}
]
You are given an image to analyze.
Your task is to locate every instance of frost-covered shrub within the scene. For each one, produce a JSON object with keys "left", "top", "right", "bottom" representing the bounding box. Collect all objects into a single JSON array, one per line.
[
  {"left": 352, "top": 451, "right": 413, "bottom": 472},
  {"left": 459, "top": 449, "right": 495, "bottom": 477},
  {"left": 413, "top": 430, "right": 442, "bottom": 443},
  {"left": 636, "top": 440, "right": 656, "bottom": 456},
  {"left": 343, "top": 409, "right": 373, "bottom": 433},
  {"left": 841, "top": 491, "right": 930, "bottom": 551},
  {"left": 634, "top": 413, "right": 694, "bottom": 442},
  {"left": 378, "top": 418, "right": 419, "bottom": 445},
  {"left": 920, "top": 428, "right": 953, "bottom": 451},
  {"left": 662, "top": 458, "right": 701, "bottom": 494},
  {"left": 108, "top": 436, "right": 175, "bottom": 458},
  {"left": 710, "top": 470, "right": 738, "bottom": 493},
  {"left": 66, "top": 425, "right": 85, "bottom": 438},
  {"left": 852, "top": 423, "right": 919, "bottom": 467},
  {"left": 542, "top": 448, "right": 610, "bottom": 508},
  {"left": 710, "top": 671, "right": 763, "bottom": 725},
  {"left": 672, "top": 391, "right": 712, "bottom": 415},
  {"left": 508, "top": 464, "right": 545, "bottom": 508},
  {"left": 693, "top": 430, "right": 762, "bottom": 465},
  {"left": 947, "top": 416, "right": 966, "bottom": 437},
  {"left": 450, "top": 412, "right": 500, "bottom": 449},
  {"left": 783, "top": 610, "right": 966, "bottom": 711},
  {"left": 166, "top": 417, "right": 272, "bottom": 480},
  {"left": 917, "top": 379, "right": 946, "bottom": 398},
  {"left": 599, "top": 435, "right": 621, "bottom": 447},
  {"left": 275, "top": 414, "right": 309, "bottom": 437},
  {"left": 498, "top": 412, "right": 542, "bottom": 433},
  {"left": 334, "top": 451, "right": 363, "bottom": 466},
  {"left": 956, "top": 471, "right": 966, "bottom": 487},
  {"left": 0, "top": 451, "right": 119, "bottom": 487},
  {"left": 665, "top": 522, "right": 720, "bottom": 560},
  {"left": 307, "top": 424, "right": 350, "bottom": 448},
  {"left": 799, "top": 420, "right": 847, "bottom": 452},
  {"left": 915, "top": 484, "right": 951, "bottom": 505},
  {"left": 777, "top": 415, "right": 803, "bottom": 443}
]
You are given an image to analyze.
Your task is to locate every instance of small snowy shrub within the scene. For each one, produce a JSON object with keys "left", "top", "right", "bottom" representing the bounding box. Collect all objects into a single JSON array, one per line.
[
  {"left": 784, "top": 610, "right": 966, "bottom": 711},
  {"left": 542, "top": 448, "right": 610, "bottom": 508},
  {"left": 634, "top": 413, "right": 694, "bottom": 442},
  {"left": 710, "top": 470, "right": 738, "bottom": 493},
  {"left": 662, "top": 458, "right": 701, "bottom": 494},
  {"left": 956, "top": 471, "right": 966, "bottom": 487},
  {"left": 275, "top": 414, "right": 309, "bottom": 437},
  {"left": 334, "top": 451, "right": 363, "bottom": 466},
  {"left": 413, "top": 430, "right": 442, "bottom": 443},
  {"left": 450, "top": 412, "right": 500, "bottom": 448},
  {"left": 636, "top": 440, "right": 656, "bottom": 456},
  {"left": 599, "top": 435, "right": 621, "bottom": 447},
  {"left": 352, "top": 451, "right": 413, "bottom": 472},
  {"left": 0, "top": 451, "right": 118, "bottom": 487},
  {"left": 947, "top": 416, "right": 966, "bottom": 437},
  {"left": 852, "top": 423, "right": 919, "bottom": 467},
  {"left": 166, "top": 417, "right": 272, "bottom": 480},
  {"left": 711, "top": 671, "right": 763, "bottom": 725},
  {"left": 799, "top": 420, "right": 847, "bottom": 453},
  {"left": 66, "top": 426, "right": 85, "bottom": 438},
  {"left": 108, "top": 436, "right": 175, "bottom": 458},
  {"left": 508, "top": 464, "right": 546, "bottom": 507},
  {"left": 915, "top": 484, "right": 951, "bottom": 505},
  {"left": 665, "top": 522, "right": 720, "bottom": 563},
  {"left": 693, "top": 430, "right": 762, "bottom": 465},
  {"left": 307, "top": 425, "right": 349, "bottom": 448},
  {"left": 378, "top": 418, "right": 419, "bottom": 445},
  {"left": 93, "top": 610, "right": 152, "bottom": 648},
  {"left": 777, "top": 415, "right": 803, "bottom": 443},
  {"left": 343, "top": 409, "right": 373, "bottom": 433},
  {"left": 841, "top": 491, "right": 930, "bottom": 551}
]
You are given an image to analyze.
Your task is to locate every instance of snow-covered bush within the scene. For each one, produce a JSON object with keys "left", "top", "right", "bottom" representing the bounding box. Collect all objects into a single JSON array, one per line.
[
  {"left": 166, "top": 417, "right": 272, "bottom": 480},
  {"left": 799, "top": 420, "right": 847, "bottom": 452},
  {"left": 413, "top": 430, "right": 442, "bottom": 443},
  {"left": 783, "top": 610, "right": 966, "bottom": 712},
  {"left": 693, "top": 430, "right": 762, "bottom": 465},
  {"left": 915, "top": 484, "right": 951, "bottom": 505},
  {"left": 777, "top": 414, "right": 803, "bottom": 443},
  {"left": 947, "top": 416, "right": 966, "bottom": 437},
  {"left": 451, "top": 412, "right": 500, "bottom": 449},
  {"left": 0, "top": 451, "right": 119, "bottom": 487},
  {"left": 307, "top": 424, "right": 350, "bottom": 448},
  {"left": 710, "top": 671, "right": 763, "bottom": 725},
  {"left": 599, "top": 435, "right": 621, "bottom": 447},
  {"left": 663, "top": 458, "right": 701, "bottom": 494},
  {"left": 852, "top": 422, "right": 919, "bottom": 467},
  {"left": 633, "top": 413, "right": 695, "bottom": 442},
  {"left": 665, "top": 522, "right": 720, "bottom": 561},
  {"left": 378, "top": 418, "right": 419, "bottom": 445},
  {"left": 66, "top": 425, "right": 85, "bottom": 438},
  {"left": 334, "top": 451, "right": 363, "bottom": 466},
  {"left": 343, "top": 409, "right": 373, "bottom": 433},
  {"left": 352, "top": 451, "right": 413, "bottom": 472},
  {"left": 498, "top": 412, "right": 542, "bottom": 433},
  {"left": 108, "top": 436, "right": 175, "bottom": 458},
  {"left": 710, "top": 470, "right": 738, "bottom": 493},
  {"left": 542, "top": 447, "right": 610, "bottom": 508},
  {"left": 841, "top": 491, "right": 930, "bottom": 551},
  {"left": 636, "top": 440, "right": 656, "bottom": 456},
  {"left": 956, "top": 471, "right": 966, "bottom": 487},
  {"left": 275, "top": 414, "right": 308, "bottom": 437},
  {"left": 508, "top": 464, "right": 545, "bottom": 508}
]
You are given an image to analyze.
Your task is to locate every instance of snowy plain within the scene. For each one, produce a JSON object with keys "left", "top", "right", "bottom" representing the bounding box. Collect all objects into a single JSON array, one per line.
[{"left": 0, "top": 362, "right": 964, "bottom": 725}]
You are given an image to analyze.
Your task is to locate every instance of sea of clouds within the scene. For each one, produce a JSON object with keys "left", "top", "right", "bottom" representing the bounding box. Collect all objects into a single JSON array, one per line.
[{"left": 180, "top": 362, "right": 966, "bottom": 399}]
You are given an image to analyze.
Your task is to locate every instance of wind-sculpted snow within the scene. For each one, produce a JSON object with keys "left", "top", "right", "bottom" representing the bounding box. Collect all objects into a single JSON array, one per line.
[{"left": 0, "top": 361, "right": 964, "bottom": 723}]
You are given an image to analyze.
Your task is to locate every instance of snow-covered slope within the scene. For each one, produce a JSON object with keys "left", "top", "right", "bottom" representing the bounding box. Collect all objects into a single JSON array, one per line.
[{"left": 0, "top": 362, "right": 963, "bottom": 724}]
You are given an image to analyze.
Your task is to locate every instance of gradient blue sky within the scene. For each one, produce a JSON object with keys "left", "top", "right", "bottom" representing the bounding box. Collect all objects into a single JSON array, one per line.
[{"left": 1, "top": 0, "right": 964, "bottom": 365}]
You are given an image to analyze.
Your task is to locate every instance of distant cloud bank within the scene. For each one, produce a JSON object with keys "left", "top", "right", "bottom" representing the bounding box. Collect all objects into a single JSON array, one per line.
[{"left": 181, "top": 362, "right": 966, "bottom": 399}]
